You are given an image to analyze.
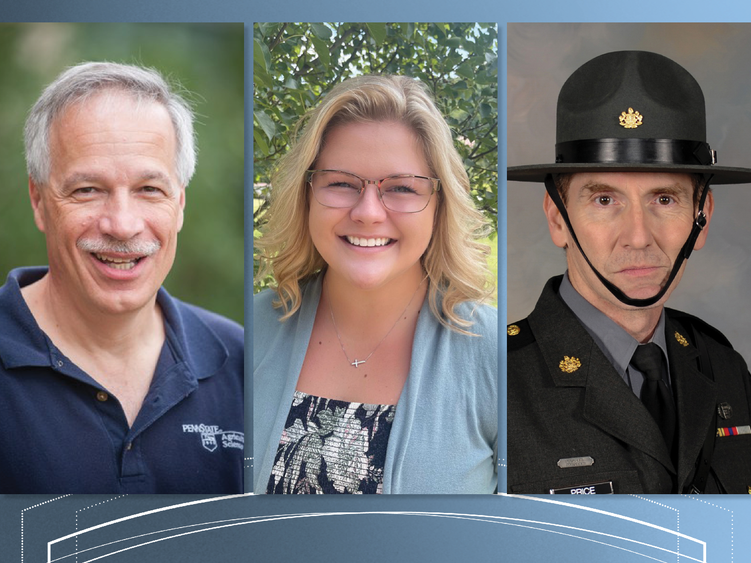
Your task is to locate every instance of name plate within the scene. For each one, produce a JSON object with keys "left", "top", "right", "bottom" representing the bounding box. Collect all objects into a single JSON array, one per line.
[{"left": 550, "top": 481, "right": 614, "bottom": 495}]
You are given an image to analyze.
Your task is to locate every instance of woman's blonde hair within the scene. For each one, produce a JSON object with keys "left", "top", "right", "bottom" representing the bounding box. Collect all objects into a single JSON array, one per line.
[{"left": 255, "top": 74, "right": 493, "bottom": 332}]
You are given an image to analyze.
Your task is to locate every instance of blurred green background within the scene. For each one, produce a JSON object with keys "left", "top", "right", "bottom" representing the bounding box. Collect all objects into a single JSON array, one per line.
[
  {"left": 253, "top": 23, "right": 498, "bottom": 301},
  {"left": 0, "top": 23, "right": 244, "bottom": 324}
]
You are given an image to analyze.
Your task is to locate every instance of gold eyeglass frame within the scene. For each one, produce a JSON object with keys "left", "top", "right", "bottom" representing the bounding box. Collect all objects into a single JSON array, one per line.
[{"left": 307, "top": 169, "right": 441, "bottom": 213}]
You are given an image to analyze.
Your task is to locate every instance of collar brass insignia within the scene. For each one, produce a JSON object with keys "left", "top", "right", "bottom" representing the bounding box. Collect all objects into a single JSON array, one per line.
[
  {"left": 674, "top": 332, "right": 689, "bottom": 347},
  {"left": 507, "top": 324, "right": 520, "bottom": 336},
  {"left": 619, "top": 107, "right": 643, "bottom": 129},
  {"left": 559, "top": 356, "right": 582, "bottom": 373}
]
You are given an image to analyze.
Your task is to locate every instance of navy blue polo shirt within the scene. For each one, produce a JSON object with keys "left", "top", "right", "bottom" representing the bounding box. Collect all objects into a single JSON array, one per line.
[{"left": 0, "top": 267, "right": 244, "bottom": 494}]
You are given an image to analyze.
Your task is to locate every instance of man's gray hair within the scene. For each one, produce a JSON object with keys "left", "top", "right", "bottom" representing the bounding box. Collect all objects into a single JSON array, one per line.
[{"left": 24, "top": 61, "right": 196, "bottom": 187}]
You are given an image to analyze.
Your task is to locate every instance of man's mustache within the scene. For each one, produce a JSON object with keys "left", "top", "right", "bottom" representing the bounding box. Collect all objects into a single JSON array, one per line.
[{"left": 77, "top": 238, "right": 161, "bottom": 256}]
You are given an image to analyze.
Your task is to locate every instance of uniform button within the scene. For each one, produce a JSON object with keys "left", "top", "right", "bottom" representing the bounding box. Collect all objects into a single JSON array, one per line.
[
  {"left": 57, "top": 360, "right": 64, "bottom": 367},
  {"left": 126, "top": 442, "right": 133, "bottom": 451},
  {"left": 96, "top": 391, "right": 109, "bottom": 402}
]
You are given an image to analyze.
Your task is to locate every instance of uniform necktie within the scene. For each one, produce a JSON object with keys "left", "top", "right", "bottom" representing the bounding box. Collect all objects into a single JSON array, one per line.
[{"left": 630, "top": 343, "right": 676, "bottom": 452}]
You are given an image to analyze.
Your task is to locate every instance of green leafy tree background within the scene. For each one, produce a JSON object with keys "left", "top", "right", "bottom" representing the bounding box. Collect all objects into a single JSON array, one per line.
[
  {"left": 0, "top": 23, "right": 243, "bottom": 324},
  {"left": 253, "top": 23, "right": 497, "bottom": 294}
]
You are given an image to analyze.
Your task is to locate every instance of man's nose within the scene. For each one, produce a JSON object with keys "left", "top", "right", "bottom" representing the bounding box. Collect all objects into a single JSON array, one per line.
[
  {"left": 620, "top": 203, "right": 653, "bottom": 248},
  {"left": 349, "top": 181, "right": 388, "bottom": 222},
  {"left": 98, "top": 191, "right": 145, "bottom": 240}
]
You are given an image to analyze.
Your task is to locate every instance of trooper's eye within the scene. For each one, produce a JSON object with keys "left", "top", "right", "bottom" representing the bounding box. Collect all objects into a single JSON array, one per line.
[
  {"left": 597, "top": 195, "right": 612, "bottom": 205},
  {"left": 657, "top": 195, "right": 674, "bottom": 205}
]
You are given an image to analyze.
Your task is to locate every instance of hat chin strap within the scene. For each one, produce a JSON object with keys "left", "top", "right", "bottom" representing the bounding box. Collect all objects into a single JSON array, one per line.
[{"left": 543, "top": 173, "right": 712, "bottom": 308}]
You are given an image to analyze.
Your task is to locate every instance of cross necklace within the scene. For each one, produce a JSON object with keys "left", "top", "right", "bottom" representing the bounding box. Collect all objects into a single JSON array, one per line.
[{"left": 327, "top": 276, "right": 426, "bottom": 369}]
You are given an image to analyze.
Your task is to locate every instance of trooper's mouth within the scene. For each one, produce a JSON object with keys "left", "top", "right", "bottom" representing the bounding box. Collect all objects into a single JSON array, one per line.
[
  {"left": 92, "top": 253, "right": 144, "bottom": 270},
  {"left": 344, "top": 236, "right": 394, "bottom": 248}
]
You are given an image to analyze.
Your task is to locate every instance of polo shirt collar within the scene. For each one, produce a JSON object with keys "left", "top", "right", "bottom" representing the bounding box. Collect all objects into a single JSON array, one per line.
[
  {"left": 0, "top": 267, "right": 53, "bottom": 369},
  {"left": 156, "top": 287, "right": 229, "bottom": 380},
  {"left": 0, "top": 267, "right": 228, "bottom": 381}
]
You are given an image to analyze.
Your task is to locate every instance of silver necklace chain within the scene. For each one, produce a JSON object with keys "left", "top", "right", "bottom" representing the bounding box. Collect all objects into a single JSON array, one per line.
[{"left": 327, "top": 277, "right": 426, "bottom": 369}]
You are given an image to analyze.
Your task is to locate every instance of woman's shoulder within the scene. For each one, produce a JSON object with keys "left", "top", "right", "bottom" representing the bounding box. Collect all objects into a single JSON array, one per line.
[
  {"left": 253, "top": 276, "right": 322, "bottom": 321},
  {"left": 419, "top": 299, "right": 497, "bottom": 368},
  {"left": 452, "top": 301, "right": 498, "bottom": 341},
  {"left": 252, "top": 289, "right": 284, "bottom": 355},
  {"left": 253, "top": 287, "right": 280, "bottom": 312},
  {"left": 253, "top": 289, "right": 287, "bottom": 335}
]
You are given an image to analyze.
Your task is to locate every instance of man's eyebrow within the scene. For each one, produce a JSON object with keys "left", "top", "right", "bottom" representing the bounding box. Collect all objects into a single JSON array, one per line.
[
  {"left": 61, "top": 171, "right": 175, "bottom": 191},
  {"left": 577, "top": 182, "right": 618, "bottom": 196},
  {"left": 61, "top": 173, "right": 104, "bottom": 191},
  {"left": 576, "top": 181, "right": 691, "bottom": 197},
  {"left": 646, "top": 183, "right": 691, "bottom": 197},
  {"left": 138, "top": 171, "right": 173, "bottom": 185}
]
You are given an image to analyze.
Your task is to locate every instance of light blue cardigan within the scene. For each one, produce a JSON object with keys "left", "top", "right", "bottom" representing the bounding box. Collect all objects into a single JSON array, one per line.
[{"left": 253, "top": 275, "right": 498, "bottom": 494}]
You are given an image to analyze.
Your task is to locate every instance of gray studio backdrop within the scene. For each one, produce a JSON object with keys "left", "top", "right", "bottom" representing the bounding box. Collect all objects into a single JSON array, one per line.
[{"left": 507, "top": 22, "right": 751, "bottom": 368}]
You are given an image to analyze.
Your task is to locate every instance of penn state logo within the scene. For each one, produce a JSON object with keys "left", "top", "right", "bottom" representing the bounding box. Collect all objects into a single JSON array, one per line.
[
  {"left": 201, "top": 433, "right": 218, "bottom": 452},
  {"left": 182, "top": 423, "right": 244, "bottom": 452}
]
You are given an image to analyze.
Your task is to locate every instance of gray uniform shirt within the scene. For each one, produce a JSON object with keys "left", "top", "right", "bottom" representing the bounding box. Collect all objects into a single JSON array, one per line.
[{"left": 558, "top": 272, "right": 671, "bottom": 397}]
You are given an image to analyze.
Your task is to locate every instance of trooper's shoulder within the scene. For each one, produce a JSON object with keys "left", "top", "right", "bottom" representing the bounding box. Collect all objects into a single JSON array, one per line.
[
  {"left": 507, "top": 318, "right": 536, "bottom": 352},
  {"left": 666, "top": 308, "right": 734, "bottom": 349}
]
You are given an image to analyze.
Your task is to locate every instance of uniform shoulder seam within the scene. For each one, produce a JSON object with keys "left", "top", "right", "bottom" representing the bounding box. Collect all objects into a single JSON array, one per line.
[
  {"left": 507, "top": 318, "right": 535, "bottom": 351},
  {"left": 666, "top": 308, "right": 734, "bottom": 349}
]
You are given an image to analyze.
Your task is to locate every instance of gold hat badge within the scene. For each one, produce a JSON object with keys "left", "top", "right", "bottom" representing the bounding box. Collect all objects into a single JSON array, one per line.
[
  {"left": 559, "top": 356, "right": 582, "bottom": 373},
  {"left": 508, "top": 324, "right": 520, "bottom": 336},
  {"left": 619, "top": 107, "right": 643, "bottom": 129}
]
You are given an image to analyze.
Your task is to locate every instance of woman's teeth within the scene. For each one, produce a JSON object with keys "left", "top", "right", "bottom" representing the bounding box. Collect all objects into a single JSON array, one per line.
[{"left": 346, "top": 236, "right": 392, "bottom": 247}]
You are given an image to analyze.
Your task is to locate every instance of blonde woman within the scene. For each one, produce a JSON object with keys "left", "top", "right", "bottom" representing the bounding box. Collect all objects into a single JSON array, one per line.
[{"left": 254, "top": 75, "right": 497, "bottom": 494}]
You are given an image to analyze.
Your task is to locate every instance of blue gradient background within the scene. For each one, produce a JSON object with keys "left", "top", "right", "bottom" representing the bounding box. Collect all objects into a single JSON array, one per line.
[{"left": 2, "top": 1, "right": 751, "bottom": 562}]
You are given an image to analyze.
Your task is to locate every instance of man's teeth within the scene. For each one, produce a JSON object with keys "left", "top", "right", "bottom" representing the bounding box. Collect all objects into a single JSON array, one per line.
[
  {"left": 346, "top": 236, "right": 392, "bottom": 247},
  {"left": 94, "top": 253, "right": 139, "bottom": 270}
]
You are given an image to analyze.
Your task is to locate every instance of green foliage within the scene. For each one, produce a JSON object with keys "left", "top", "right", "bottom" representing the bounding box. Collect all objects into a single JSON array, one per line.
[
  {"left": 253, "top": 23, "right": 498, "bottom": 293},
  {"left": 0, "top": 23, "right": 243, "bottom": 324}
]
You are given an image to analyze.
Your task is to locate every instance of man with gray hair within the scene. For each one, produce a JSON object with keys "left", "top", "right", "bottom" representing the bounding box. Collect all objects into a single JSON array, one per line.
[{"left": 0, "top": 62, "right": 244, "bottom": 493}]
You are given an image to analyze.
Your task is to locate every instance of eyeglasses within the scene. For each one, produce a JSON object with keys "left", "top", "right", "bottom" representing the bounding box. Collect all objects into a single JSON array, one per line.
[{"left": 307, "top": 169, "right": 440, "bottom": 213}]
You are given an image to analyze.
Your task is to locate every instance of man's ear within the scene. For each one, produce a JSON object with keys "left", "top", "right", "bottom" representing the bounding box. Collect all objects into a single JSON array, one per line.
[
  {"left": 176, "top": 185, "right": 186, "bottom": 232},
  {"left": 29, "top": 178, "right": 46, "bottom": 233},
  {"left": 693, "top": 190, "right": 714, "bottom": 251},
  {"left": 543, "top": 192, "right": 568, "bottom": 249}
]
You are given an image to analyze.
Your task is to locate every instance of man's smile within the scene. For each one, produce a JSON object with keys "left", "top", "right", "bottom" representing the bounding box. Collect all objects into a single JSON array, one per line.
[{"left": 92, "top": 253, "right": 144, "bottom": 270}]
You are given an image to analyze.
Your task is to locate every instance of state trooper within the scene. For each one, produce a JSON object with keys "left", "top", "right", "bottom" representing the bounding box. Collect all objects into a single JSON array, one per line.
[{"left": 507, "top": 51, "right": 751, "bottom": 494}]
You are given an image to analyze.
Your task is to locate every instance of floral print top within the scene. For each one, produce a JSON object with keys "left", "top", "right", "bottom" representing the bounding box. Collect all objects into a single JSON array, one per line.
[{"left": 266, "top": 390, "right": 396, "bottom": 494}]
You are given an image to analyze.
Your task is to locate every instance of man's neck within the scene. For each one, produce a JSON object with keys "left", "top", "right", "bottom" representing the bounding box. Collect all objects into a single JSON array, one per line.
[
  {"left": 559, "top": 273, "right": 672, "bottom": 397},
  {"left": 21, "top": 273, "right": 166, "bottom": 426},
  {"left": 21, "top": 273, "right": 163, "bottom": 353},
  {"left": 567, "top": 276, "right": 663, "bottom": 344}
]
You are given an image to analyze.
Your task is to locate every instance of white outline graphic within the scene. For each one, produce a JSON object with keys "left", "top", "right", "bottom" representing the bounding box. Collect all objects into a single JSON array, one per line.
[{"left": 46, "top": 494, "right": 706, "bottom": 563}]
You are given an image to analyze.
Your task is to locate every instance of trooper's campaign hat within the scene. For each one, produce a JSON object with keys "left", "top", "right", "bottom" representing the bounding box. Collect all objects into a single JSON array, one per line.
[
  {"left": 508, "top": 50, "right": 751, "bottom": 184},
  {"left": 508, "top": 51, "right": 751, "bottom": 308}
]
